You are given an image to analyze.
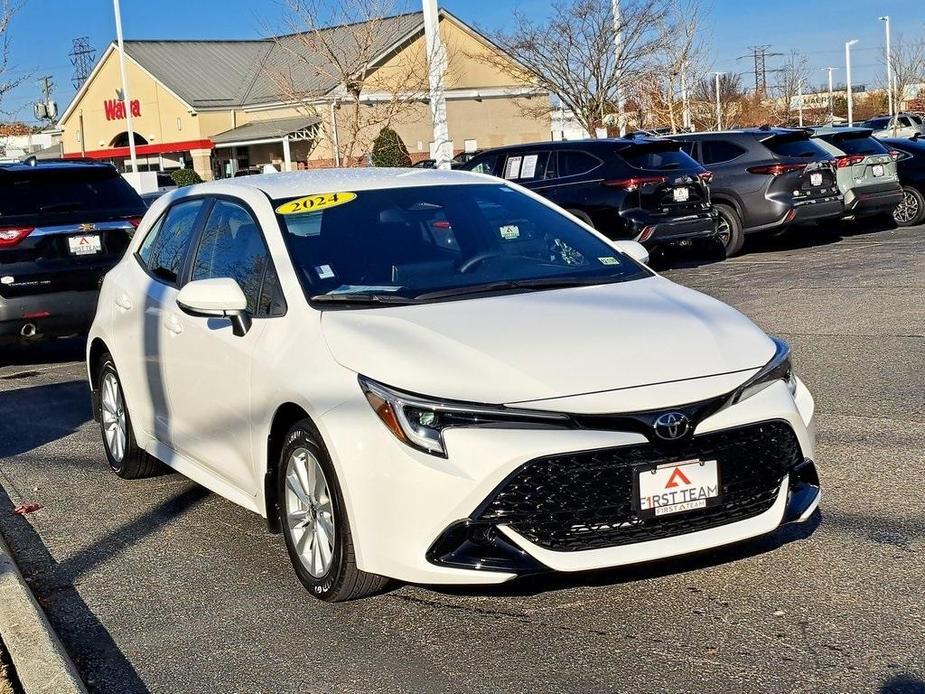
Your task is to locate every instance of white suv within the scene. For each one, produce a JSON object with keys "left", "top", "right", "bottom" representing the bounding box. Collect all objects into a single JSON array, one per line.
[{"left": 87, "top": 168, "right": 820, "bottom": 601}]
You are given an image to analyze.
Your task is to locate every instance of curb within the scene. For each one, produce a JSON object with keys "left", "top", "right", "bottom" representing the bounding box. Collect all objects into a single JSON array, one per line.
[{"left": 0, "top": 534, "right": 86, "bottom": 694}]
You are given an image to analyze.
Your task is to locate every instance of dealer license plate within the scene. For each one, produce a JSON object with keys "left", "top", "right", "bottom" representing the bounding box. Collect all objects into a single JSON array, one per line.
[
  {"left": 638, "top": 459, "right": 719, "bottom": 517},
  {"left": 68, "top": 234, "right": 102, "bottom": 256},
  {"left": 673, "top": 187, "right": 690, "bottom": 202},
  {"left": 810, "top": 172, "right": 823, "bottom": 186},
  {"left": 872, "top": 164, "right": 885, "bottom": 177}
]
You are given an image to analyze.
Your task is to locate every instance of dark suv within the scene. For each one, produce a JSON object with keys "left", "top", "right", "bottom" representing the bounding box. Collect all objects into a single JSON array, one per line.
[
  {"left": 0, "top": 160, "right": 146, "bottom": 343},
  {"left": 672, "top": 129, "right": 843, "bottom": 256},
  {"left": 461, "top": 138, "right": 717, "bottom": 248}
]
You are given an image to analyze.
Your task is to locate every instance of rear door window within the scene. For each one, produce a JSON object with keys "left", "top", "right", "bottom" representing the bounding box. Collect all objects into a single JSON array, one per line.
[
  {"left": 138, "top": 199, "right": 206, "bottom": 285},
  {"left": 557, "top": 150, "right": 601, "bottom": 177},
  {"left": 701, "top": 140, "right": 747, "bottom": 165},
  {"left": 501, "top": 152, "right": 550, "bottom": 182}
]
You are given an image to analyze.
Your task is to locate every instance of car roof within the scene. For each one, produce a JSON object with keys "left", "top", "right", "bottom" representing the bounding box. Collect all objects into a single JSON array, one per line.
[
  {"left": 468, "top": 137, "right": 662, "bottom": 155},
  {"left": 810, "top": 126, "right": 873, "bottom": 137},
  {"left": 193, "top": 167, "right": 496, "bottom": 198},
  {"left": 0, "top": 159, "right": 118, "bottom": 173}
]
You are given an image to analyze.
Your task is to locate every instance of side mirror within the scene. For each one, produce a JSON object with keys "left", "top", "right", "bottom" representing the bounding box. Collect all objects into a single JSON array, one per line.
[
  {"left": 610, "top": 240, "right": 650, "bottom": 265},
  {"left": 176, "top": 278, "right": 252, "bottom": 337}
]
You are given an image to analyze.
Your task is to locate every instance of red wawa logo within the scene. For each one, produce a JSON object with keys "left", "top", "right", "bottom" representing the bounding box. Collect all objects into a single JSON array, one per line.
[{"left": 104, "top": 91, "right": 141, "bottom": 121}]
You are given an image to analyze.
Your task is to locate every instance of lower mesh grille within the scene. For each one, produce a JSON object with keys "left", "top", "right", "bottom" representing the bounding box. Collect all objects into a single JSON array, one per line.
[{"left": 476, "top": 420, "right": 802, "bottom": 552}]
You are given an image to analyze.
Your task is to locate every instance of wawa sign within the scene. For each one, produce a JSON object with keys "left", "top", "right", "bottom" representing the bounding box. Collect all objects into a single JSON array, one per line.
[{"left": 104, "top": 98, "right": 141, "bottom": 121}]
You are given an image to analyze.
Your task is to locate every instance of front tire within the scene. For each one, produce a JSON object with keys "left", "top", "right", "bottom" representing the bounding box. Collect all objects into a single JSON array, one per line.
[
  {"left": 714, "top": 204, "right": 745, "bottom": 257},
  {"left": 893, "top": 186, "right": 925, "bottom": 227},
  {"left": 277, "top": 420, "right": 389, "bottom": 602},
  {"left": 96, "top": 353, "right": 162, "bottom": 479}
]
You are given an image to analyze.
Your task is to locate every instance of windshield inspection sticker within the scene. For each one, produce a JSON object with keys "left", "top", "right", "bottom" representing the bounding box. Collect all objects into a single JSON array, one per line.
[
  {"left": 315, "top": 264, "right": 336, "bottom": 279},
  {"left": 499, "top": 224, "right": 520, "bottom": 240},
  {"left": 598, "top": 256, "right": 619, "bottom": 265},
  {"left": 276, "top": 192, "right": 357, "bottom": 215}
]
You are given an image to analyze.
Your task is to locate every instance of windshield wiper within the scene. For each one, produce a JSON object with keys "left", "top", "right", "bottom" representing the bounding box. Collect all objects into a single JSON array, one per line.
[
  {"left": 310, "top": 292, "right": 421, "bottom": 305},
  {"left": 414, "top": 276, "right": 616, "bottom": 301}
]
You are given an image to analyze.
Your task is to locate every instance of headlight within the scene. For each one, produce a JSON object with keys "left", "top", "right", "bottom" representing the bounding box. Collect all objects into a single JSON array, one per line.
[
  {"left": 359, "top": 376, "right": 570, "bottom": 457},
  {"left": 731, "top": 336, "right": 797, "bottom": 404}
]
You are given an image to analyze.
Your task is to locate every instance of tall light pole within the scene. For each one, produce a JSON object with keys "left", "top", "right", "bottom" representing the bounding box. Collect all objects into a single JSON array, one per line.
[
  {"left": 113, "top": 0, "right": 138, "bottom": 173},
  {"left": 797, "top": 79, "right": 804, "bottom": 127},
  {"left": 845, "top": 40, "right": 858, "bottom": 126},
  {"left": 422, "top": 0, "right": 450, "bottom": 169},
  {"left": 879, "top": 16, "right": 894, "bottom": 118},
  {"left": 613, "top": 0, "right": 626, "bottom": 136},
  {"left": 680, "top": 60, "right": 691, "bottom": 131},
  {"left": 824, "top": 67, "right": 837, "bottom": 122},
  {"left": 713, "top": 72, "right": 724, "bottom": 131}
]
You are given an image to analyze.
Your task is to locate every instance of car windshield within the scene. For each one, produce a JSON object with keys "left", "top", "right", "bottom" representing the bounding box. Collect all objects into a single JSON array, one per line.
[{"left": 275, "top": 183, "right": 650, "bottom": 307}]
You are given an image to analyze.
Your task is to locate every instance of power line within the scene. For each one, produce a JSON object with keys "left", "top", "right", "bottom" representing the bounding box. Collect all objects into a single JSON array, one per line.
[
  {"left": 69, "top": 36, "right": 96, "bottom": 91},
  {"left": 737, "top": 45, "right": 783, "bottom": 94}
]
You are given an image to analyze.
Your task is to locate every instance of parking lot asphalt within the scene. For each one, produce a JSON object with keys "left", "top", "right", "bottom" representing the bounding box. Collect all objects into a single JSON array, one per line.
[{"left": 1, "top": 221, "right": 923, "bottom": 694}]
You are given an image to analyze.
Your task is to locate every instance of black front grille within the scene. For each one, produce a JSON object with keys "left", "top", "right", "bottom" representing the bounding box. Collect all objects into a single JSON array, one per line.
[{"left": 475, "top": 420, "right": 802, "bottom": 552}]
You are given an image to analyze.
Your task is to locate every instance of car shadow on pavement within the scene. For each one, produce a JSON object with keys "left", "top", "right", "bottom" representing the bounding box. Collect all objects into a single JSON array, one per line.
[
  {"left": 880, "top": 673, "right": 925, "bottom": 694},
  {"left": 0, "top": 380, "right": 91, "bottom": 458},
  {"left": 0, "top": 337, "right": 86, "bottom": 368},
  {"left": 431, "top": 510, "right": 822, "bottom": 600}
]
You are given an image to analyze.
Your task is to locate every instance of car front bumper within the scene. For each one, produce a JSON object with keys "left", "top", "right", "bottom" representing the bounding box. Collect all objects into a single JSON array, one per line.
[
  {"left": 317, "top": 376, "right": 817, "bottom": 586},
  {"left": 0, "top": 289, "right": 99, "bottom": 340}
]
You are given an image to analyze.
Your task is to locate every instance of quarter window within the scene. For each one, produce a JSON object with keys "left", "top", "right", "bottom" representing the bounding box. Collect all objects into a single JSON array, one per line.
[
  {"left": 191, "top": 200, "right": 279, "bottom": 316},
  {"left": 701, "top": 140, "right": 747, "bottom": 165},
  {"left": 557, "top": 150, "right": 601, "bottom": 177},
  {"left": 138, "top": 199, "right": 205, "bottom": 284}
]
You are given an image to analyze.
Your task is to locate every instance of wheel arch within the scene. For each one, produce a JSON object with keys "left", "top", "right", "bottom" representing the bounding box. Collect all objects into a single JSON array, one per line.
[
  {"left": 711, "top": 195, "right": 745, "bottom": 223},
  {"left": 87, "top": 337, "right": 111, "bottom": 422},
  {"left": 264, "top": 402, "right": 323, "bottom": 534}
]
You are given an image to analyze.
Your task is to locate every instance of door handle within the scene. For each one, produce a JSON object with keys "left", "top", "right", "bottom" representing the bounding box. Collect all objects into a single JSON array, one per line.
[
  {"left": 115, "top": 294, "right": 133, "bottom": 311},
  {"left": 164, "top": 314, "right": 183, "bottom": 335}
]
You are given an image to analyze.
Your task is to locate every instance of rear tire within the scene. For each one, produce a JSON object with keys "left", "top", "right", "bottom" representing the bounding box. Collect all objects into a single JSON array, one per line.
[
  {"left": 96, "top": 353, "right": 162, "bottom": 479},
  {"left": 892, "top": 186, "right": 925, "bottom": 227},
  {"left": 277, "top": 420, "right": 389, "bottom": 602},
  {"left": 714, "top": 204, "right": 745, "bottom": 257}
]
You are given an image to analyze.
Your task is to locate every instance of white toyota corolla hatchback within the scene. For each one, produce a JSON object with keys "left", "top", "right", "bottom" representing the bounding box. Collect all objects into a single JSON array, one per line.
[{"left": 86, "top": 168, "right": 820, "bottom": 601}]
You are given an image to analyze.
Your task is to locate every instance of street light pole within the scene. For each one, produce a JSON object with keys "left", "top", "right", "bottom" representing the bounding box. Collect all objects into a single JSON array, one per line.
[
  {"left": 613, "top": 0, "right": 626, "bottom": 136},
  {"left": 713, "top": 72, "right": 724, "bottom": 130},
  {"left": 680, "top": 60, "right": 691, "bottom": 131},
  {"left": 113, "top": 0, "right": 138, "bottom": 173},
  {"left": 845, "top": 40, "right": 858, "bottom": 126},
  {"left": 824, "top": 67, "right": 836, "bottom": 122},
  {"left": 879, "top": 16, "right": 894, "bottom": 117},
  {"left": 798, "top": 79, "right": 804, "bottom": 127},
  {"left": 422, "top": 0, "right": 451, "bottom": 169}
]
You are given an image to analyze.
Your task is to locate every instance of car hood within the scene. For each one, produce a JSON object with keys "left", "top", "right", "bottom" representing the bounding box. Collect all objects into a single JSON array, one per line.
[{"left": 321, "top": 276, "right": 775, "bottom": 406}]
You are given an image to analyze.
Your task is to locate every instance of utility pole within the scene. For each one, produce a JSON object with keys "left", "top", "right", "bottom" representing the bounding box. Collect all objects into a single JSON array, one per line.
[
  {"left": 69, "top": 37, "right": 96, "bottom": 91},
  {"left": 824, "top": 67, "right": 837, "bottom": 122},
  {"left": 738, "top": 45, "right": 782, "bottom": 95},
  {"left": 613, "top": 0, "right": 625, "bottom": 136},
  {"left": 34, "top": 76, "right": 58, "bottom": 125},
  {"left": 680, "top": 60, "right": 691, "bottom": 131},
  {"left": 422, "top": 0, "right": 450, "bottom": 169},
  {"left": 797, "top": 79, "right": 804, "bottom": 127},
  {"left": 714, "top": 72, "right": 724, "bottom": 130},
  {"left": 112, "top": 0, "right": 138, "bottom": 173},
  {"left": 879, "top": 16, "right": 894, "bottom": 119},
  {"left": 845, "top": 40, "right": 858, "bottom": 126}
]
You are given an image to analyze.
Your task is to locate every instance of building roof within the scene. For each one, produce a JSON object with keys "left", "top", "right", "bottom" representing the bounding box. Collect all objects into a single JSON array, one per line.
[
  {"left": 211, "top": 115, "right": 322, "bottom": 145},
  {"left": 120, "top": 11, "right": 429, "bottom": 110}
]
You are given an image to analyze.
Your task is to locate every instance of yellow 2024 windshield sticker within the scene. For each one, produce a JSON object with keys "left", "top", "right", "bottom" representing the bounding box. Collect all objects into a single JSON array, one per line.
[{"left": 275, "top": 192, "right": 357, "bottom": 215}]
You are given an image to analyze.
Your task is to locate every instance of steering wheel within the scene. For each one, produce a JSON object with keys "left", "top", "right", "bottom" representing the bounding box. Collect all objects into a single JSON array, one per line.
[{"left": 458, "top": 252, "right": 538, "bottom": 274}]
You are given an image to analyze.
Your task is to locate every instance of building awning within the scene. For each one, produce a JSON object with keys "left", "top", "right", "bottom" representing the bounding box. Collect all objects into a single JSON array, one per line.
[{"left": 212, "top": 116, "right": 321, "bottom": 148}]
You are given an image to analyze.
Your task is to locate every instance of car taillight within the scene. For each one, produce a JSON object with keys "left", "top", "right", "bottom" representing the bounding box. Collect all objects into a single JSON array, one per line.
[
  {"left": 746, "top": 163, "right": 807, "bottom": 176},
  {"left": 602, "top": 176, "right": 667, "bottom": 191},
  {"left": 0, "top": 226, "right": 35, "bottom": 247},
  {"left": 835, "top": 154, "right": 865, "bottom": 168},
  {"left": 698, "top": 171, "right": 714, "bottom": 184},
  {"left": 126, "top": 216, "right": 143, "bottom": 229}
]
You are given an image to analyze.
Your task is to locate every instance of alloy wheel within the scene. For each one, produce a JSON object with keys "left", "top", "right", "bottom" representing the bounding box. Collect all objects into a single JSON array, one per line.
[
  {"left": 101, "top": 372, "right": 127, "bottom": 463},
  {"left": 284, "top": 448, "right": 336, "bottom": 578},
  {"left": 893, "top": 190, "right": 920, "bottom": 225},
  {"left": 716, "top": 216, "right": 731, "bottom": 246}
]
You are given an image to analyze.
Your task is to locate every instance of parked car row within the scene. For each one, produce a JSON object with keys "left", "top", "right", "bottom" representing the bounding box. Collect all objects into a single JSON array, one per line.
[{"left": 460, "top": 126, "right": 914, "bottom": 258}]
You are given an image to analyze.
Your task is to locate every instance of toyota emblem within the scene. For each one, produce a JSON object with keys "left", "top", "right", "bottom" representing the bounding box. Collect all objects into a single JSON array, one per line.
[{"left": 653, "top": 412, "right": 691, "bottom": 441}]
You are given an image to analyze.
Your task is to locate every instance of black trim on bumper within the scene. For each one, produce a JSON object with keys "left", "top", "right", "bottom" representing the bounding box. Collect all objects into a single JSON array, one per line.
[
  {"left": 426, "top": 520, "right": 549, "bottom": 574},
  {"left": 782, "top": 458, "right": 820, "bottom": 524},
  {"left": 0, "top": 289, "right": 99, "bottom": 339},
  {"left": 848, "top": 186, "right": 904, "bottom": 216}
]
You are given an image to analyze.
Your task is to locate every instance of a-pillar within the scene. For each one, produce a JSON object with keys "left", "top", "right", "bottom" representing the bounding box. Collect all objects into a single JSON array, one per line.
[{"left": 189, "top": 147, "right": 214, "bottom": 181}]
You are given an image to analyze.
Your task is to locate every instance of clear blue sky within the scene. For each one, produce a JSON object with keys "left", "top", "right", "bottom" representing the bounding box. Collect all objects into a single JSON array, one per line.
[{"left": 2, "top": 0, "right": 920, "bottom": 124}]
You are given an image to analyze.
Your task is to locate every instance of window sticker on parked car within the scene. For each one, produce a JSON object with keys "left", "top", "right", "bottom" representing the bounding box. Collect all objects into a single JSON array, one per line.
[
  {"left": 503, "top": 156, "right": 523, "bottom": 179},
  {"left": 315, "top": 264, "right": 336, "bottom": 279},
  {"left": 520, "top": 154, "right": 539, "bottom": 179},
  {"left": 499, "top": 224, "right": 520, "bottom": 240},
  {"left": 598, "top": 256, "right": 619, "bottom": 265},
  {"left": 276, "top": 192, "right": 357, "bottom": 215}
]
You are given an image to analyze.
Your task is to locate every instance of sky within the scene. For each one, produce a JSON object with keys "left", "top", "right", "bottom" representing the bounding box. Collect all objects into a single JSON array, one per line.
[{"left": 2, "top": 0, "right": 921, "bottom": 124}]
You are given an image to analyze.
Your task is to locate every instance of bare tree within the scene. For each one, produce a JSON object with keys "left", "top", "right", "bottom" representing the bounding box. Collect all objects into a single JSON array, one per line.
[
  {"left": 771, "top": 51, "right": 809, "bottom": 125},
  {"left": 691, "top": 72, "right": 749, "bottom": 129},
  {"left": 887, "top": 33, "right": 925, "bottom": 120},
  {"left": 479, "top": 0, "right": 672, "bottom": 136},
  {"left": 0, "top": 1, "right": 26, "bottom": 111},
  {"left": 266, "top": 0, "right": 436, "bottom": 166}
]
